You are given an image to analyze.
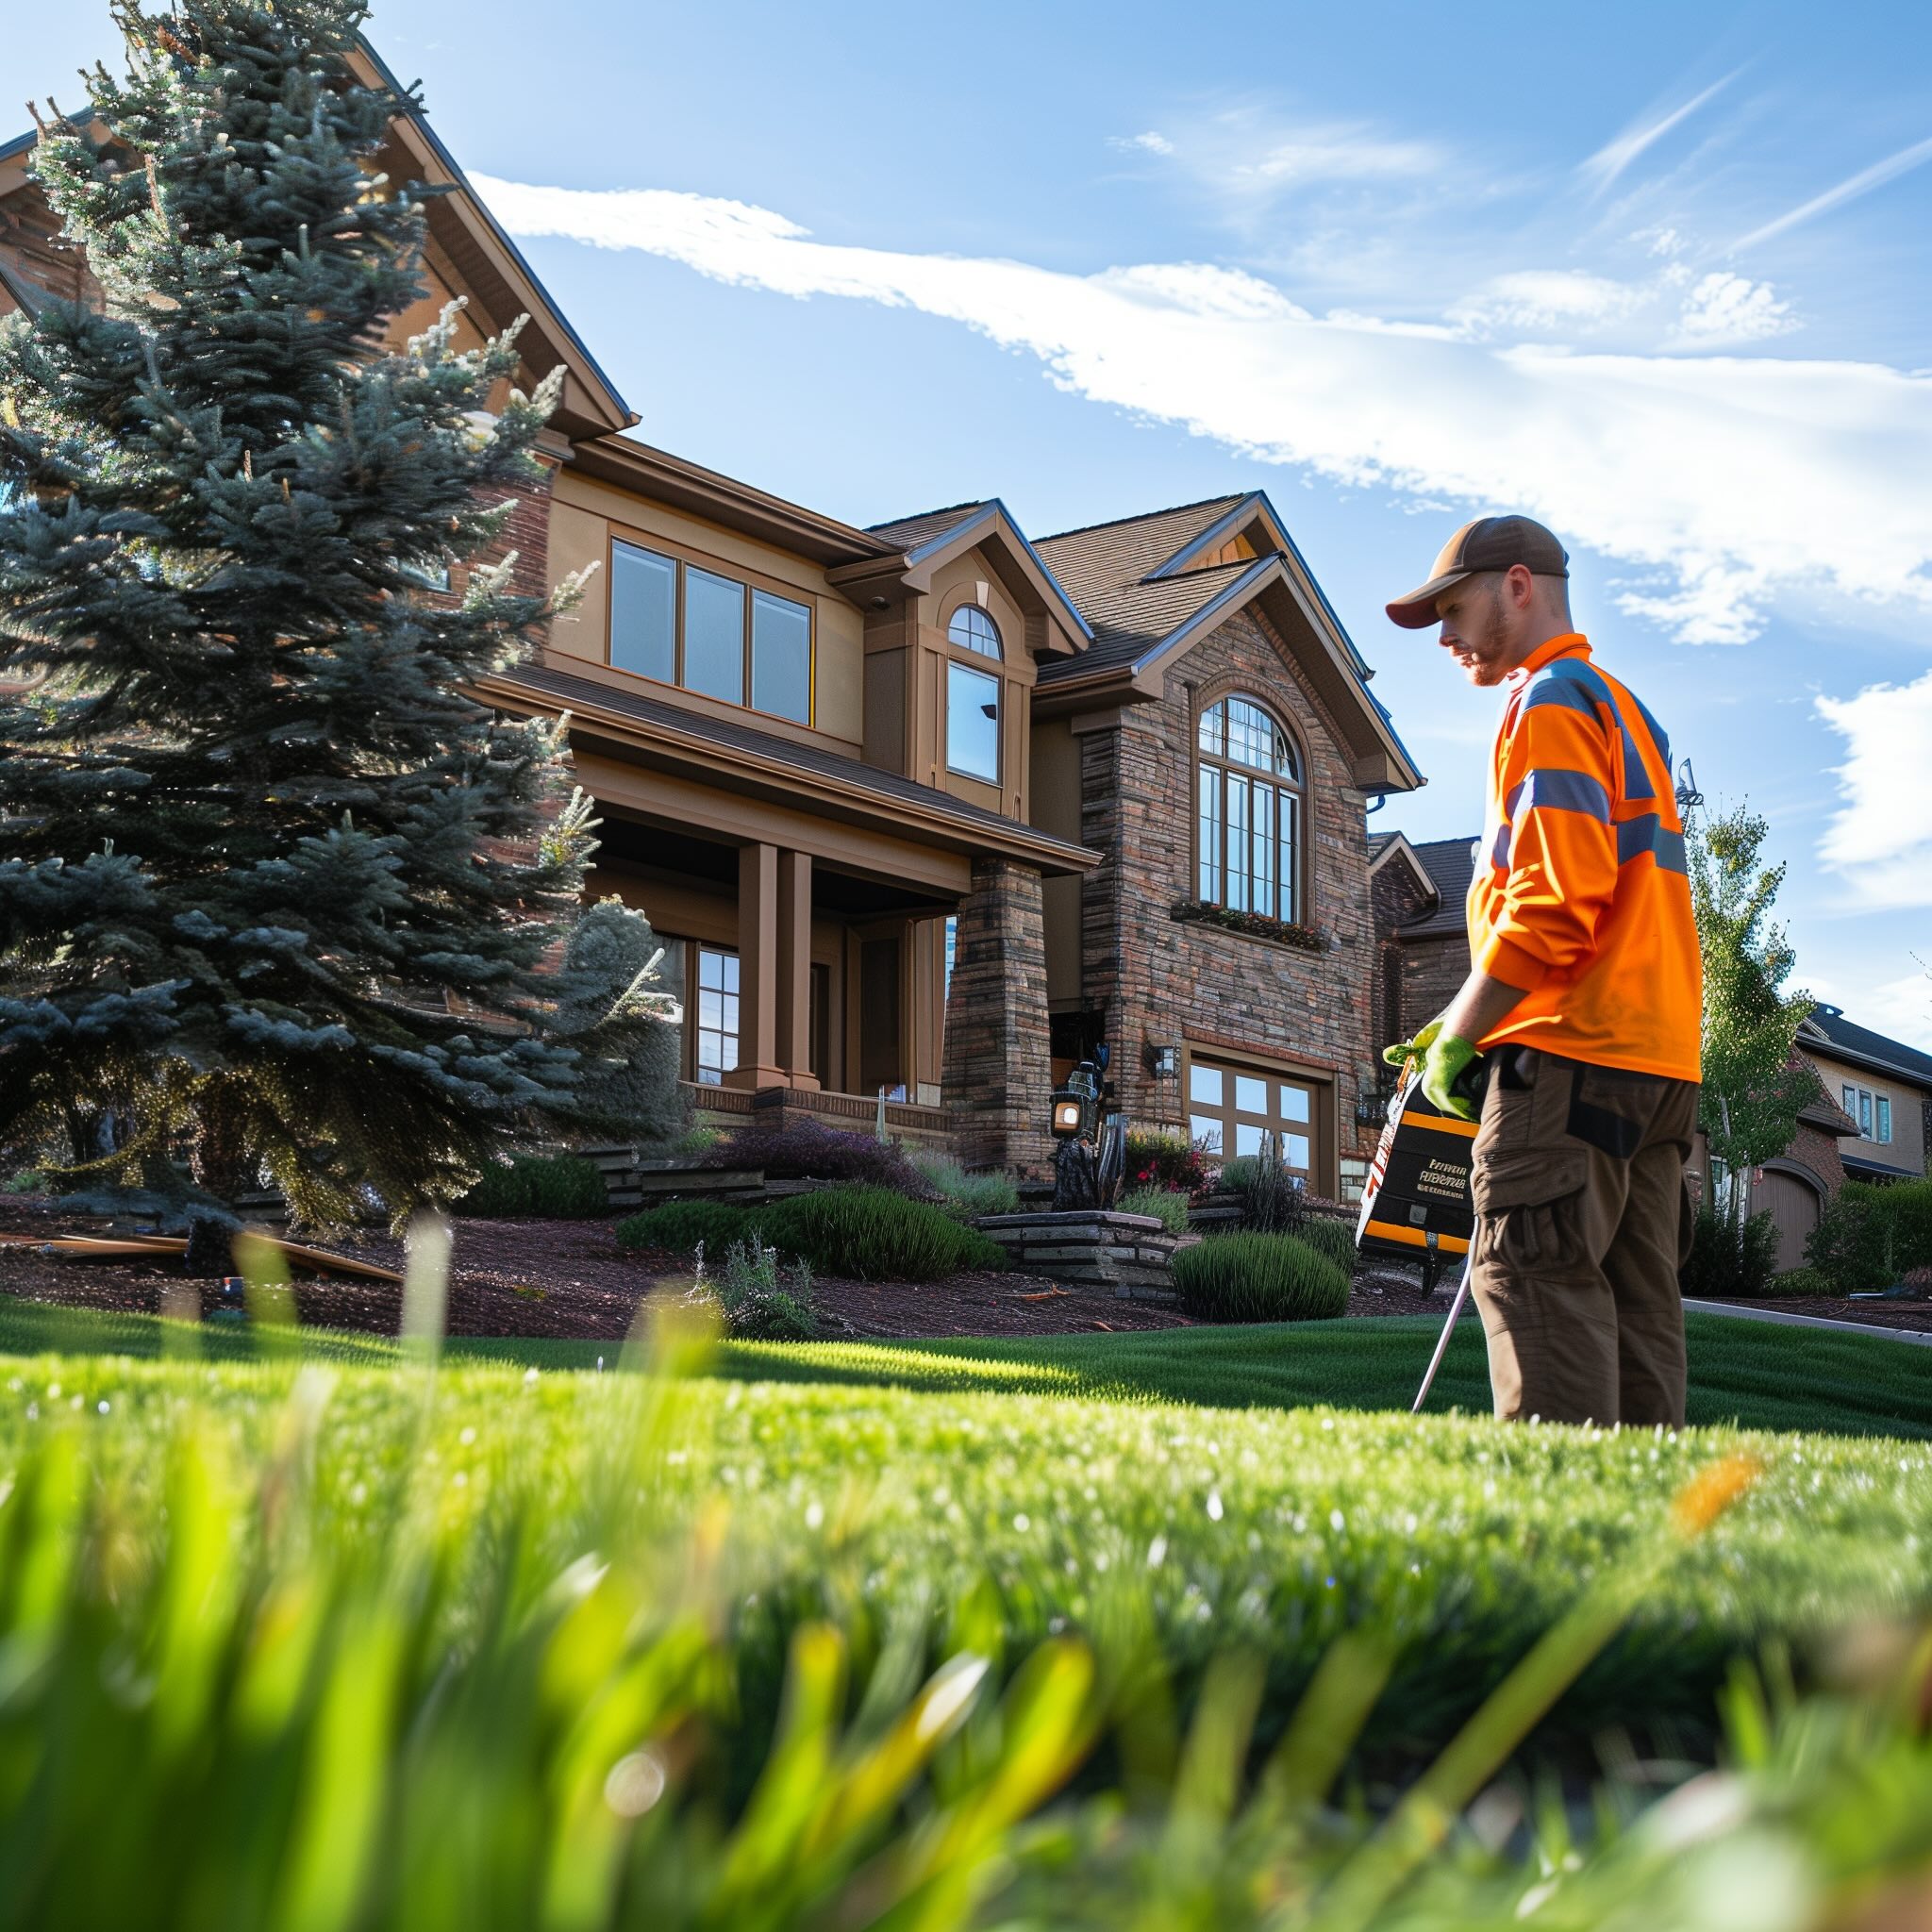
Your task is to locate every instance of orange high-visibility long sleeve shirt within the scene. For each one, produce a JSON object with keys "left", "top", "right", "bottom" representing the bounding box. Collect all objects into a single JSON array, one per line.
[{"left": 1466, "top": 633, "right": 1702, "bottom": 1082}]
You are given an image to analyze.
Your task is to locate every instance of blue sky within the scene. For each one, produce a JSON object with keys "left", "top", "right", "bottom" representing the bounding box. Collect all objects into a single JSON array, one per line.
[{"left": 17, "top": 1, "right": 1932, "bottom": 1047}]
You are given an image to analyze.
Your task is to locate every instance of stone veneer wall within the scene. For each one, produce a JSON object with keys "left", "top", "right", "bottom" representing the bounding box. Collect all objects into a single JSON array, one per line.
[
  {"left": 1369, "top": 854, "right": 1435, "bottom": 1057},
  {"left": 942, "top": 856, "right": 1055, "bottom": 1174},
  {"left": 1394, "top": 931, "right": 1471, "bottom": 1051},
  {"left": 1076, "top": 603, "right": 1385, "bottom": 1182}
]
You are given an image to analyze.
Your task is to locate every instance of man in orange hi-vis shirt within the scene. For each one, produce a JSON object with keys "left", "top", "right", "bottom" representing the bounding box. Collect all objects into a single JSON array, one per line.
[{"left": 1385, "top": 516, "right": 1702, "bottom": 1427}]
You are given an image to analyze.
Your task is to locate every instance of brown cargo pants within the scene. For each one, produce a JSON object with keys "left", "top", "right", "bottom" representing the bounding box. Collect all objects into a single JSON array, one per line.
[{"left": 1469, "top": 1045, "right": 1699, "bottom": 1427}]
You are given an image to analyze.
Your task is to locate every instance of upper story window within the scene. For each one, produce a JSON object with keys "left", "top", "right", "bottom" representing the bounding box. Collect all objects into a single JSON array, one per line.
[
  {"left": 1842, "top": 1084, "right": 1892, "bottom": 1143},
  {"left": 948, "top": 606, "right": 1003, "bottom": 658},
  {"left": 944, "top": 604, "right": 1003, "bottom": 784},
  {"left": 608, "top": 538, "right": 812, "bottom": 724},
  {"left": 1196, "top": 693, "right": 1303, "bottom": 923}
]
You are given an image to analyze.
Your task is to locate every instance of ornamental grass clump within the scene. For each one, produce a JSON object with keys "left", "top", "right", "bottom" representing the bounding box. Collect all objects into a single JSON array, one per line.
[
  {"left": 704, "top": 1118, "right": 935, "bottom": 1196},
  {"left": 1116, "top": 1186, "right": 1190, "bottom": 1234},
  {"left": 759, "top": 1185, "right": 1005, "bottom": 1281},
  {"left": 615, "top": 1199, "right": 757, "bottom": 1257},
  {"left": 1172, "top": 1231, "right": 1348, "bottom": 1323},
  {"left": 910, "top": 1150, "right": 1021, "bottom": 1219},
  {"left": 455, "top": 1152, "right": 609, "bottom": 1219},
  {"left": 1291, "top": 1214, "right": 1359, "bottom": 1277},
  {"left": 689, "top": 1234, "right": 816, "bottom": 1341}
]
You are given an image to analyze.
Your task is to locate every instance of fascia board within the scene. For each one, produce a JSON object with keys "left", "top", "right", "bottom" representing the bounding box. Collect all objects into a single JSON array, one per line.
[
  {"left": 905, "top": 501, "right": 1095, "bottom": 644},
  {"left": 475, "top": 675, "right": 1101, "bottom": 876},
  {"left": 1144, "top": 493, "right": 1267, "bottom": 580},
  {"left": 1807, "top": 1037, "right": 1932, "bottom": 1091},
  {"left": 350, "top": 41, "right": 636, "bottom": 434}
]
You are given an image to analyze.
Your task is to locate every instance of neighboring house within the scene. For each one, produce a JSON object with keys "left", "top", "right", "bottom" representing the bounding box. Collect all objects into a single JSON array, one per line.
[
  {"left": 1798, "top": 1006, "right": 1932, "bottom": 1186},
  {"left": 0, "top": 46, "right": 1426, "bottom": 1189},
  {"left": 1371, "top": 831, "right": 1478, "bottom": 1054}
]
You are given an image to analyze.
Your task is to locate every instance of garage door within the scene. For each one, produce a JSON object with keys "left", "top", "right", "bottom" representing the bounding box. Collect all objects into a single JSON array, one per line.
[
  {"left": 1187, "top": 1057, "right": 1320, "bottom": 1180},
  {"left": 1755, "top": 1165, "right": 1822, "bottom": 1274}
]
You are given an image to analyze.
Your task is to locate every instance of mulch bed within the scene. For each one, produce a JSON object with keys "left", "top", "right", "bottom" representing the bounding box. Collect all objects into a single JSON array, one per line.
[{"left": 1718, "top": 1293, "right": 1932, "bottom": 1333}]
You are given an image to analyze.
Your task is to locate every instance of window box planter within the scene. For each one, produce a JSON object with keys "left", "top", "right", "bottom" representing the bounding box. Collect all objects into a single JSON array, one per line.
[{"left": 1170, "top": 899, "right": 1332, "bottom": 954}]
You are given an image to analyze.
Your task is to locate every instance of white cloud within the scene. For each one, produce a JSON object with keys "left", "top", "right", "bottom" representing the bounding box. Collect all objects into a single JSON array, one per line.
[
  {"left": 1734, "top": 133, "right": 1932, "bottom": 252},
  {"left": 1108, "top": 130, "right": 1174, "bottom": 158},
  {"left": 1230, "top": 125, "right": 1441, "bottom": 189},
  {"left": 1815, "top": 670, "right": 1932, "bottom": 908},
  {"left": 1673, "top": 270, "right": 1797, "bottom": 345},
  {"left": 1449, "top": 269, "right": 1653, "bottom": 337},
  {"left": 1580, "top": 75, "right": 1738, "bottom": 194},
  {"left": 473, "top": 174, "right": 1932, "bottom": 648},
  {"left": 1857, "top": 969, "right": 1932, "bottom": 1050}
]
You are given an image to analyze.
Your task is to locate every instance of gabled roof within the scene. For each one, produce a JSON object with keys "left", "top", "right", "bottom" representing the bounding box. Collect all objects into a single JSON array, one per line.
[
  {"left": 1390, "top": 835, "right": 1479, "bottom": 940},
  {"left": 838, "top": 497, "right": 1091, "bottom": 651},
  {"left": 1, "top": 43, "right": 637, "bottom": 441},
  {"left": 1366, "top": 828, "right": 1440, "bottom": 903},
  {"left": 1800, "top": 1005, "right": 1932, "bottom": 1089},
  {"left": 865, "top": 502, "right": 991, "bottom": 554},
  {"left": 1029, "top": 494, "right": 1423, "bottom": 791}
]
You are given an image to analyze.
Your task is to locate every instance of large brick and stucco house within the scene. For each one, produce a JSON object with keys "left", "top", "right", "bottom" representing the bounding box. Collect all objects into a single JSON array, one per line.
[{"left": 2, "top": 44, "right": 1430, "bottom": 1192}]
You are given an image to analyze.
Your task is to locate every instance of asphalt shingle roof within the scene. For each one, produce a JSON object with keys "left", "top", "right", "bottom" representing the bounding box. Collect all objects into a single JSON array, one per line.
[
  {"left": 1394, "top": 834, "right": 1479, "bottom": 940},
  {"left": 1807, "top": 1006, "right": 1932, "bottom": 1087},
  {"left": 1032, "top": 496, "right": 1245, "bottom": 608},
  {"left": 863, "top": 502, "right": 990, "bottom": 555}
]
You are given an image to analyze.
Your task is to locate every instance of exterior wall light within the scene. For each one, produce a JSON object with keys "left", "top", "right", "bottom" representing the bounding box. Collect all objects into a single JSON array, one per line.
[
  {"left": 1051, "top": 1091, "right": 1086, "bottom": 1138},
  {"left": 1149, "top": 1042, "right": 1178, "bottom": 1078}
]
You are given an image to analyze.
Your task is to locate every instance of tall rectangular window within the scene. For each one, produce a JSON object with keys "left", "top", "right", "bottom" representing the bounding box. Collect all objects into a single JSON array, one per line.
[
  {"left": 1858, "top": 1089, "right": 1874, "bottom": 1138},
  {"left": 694, "top": 946, "right": 740, "bottom": 1085},
  {"left": 1225, "top": 777, "right": 1250, "bottom": 910},
  {"left": 1877, "top": 1095, "right": 1892, "bottom": 1143},
  {"left": 1197, "top": 767, "right": 1221, "bottom": 902},
  {"left": 610, "top": 541, "right": 675, "bottom": 683},
  {"left": 946, "top": 661, "right": 1000, "bottom": 782},
  {"left": 683, "top": 567, "right": 745, "bottom": 704},
  {"left": 750, "top": 589, "right": 811, "bottom": 723}
]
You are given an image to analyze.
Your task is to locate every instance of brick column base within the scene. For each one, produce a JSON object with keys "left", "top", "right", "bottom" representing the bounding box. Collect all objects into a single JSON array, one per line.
[{"left": 942, "top": 857, "right": 1054, "bottom": 1175}]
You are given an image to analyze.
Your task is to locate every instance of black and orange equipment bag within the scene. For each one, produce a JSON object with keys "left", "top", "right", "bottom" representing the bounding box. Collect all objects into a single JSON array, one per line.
[{"left": 1355, "top": 1066, "right": 1481, "bottom": 1291}]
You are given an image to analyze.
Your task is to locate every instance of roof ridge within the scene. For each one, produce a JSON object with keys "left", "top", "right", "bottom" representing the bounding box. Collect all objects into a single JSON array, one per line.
[{"left": 1035, "top": 492, "right": 1247, "bottom": 546}]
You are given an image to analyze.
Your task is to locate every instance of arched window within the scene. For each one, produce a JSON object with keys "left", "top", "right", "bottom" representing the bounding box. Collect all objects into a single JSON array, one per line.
[
  {"left": 947, "top": 605, "right": 1002, "bottom": 658},
  {"left": 1196, "top": 694, "right": 1302, "bottom": 922}
]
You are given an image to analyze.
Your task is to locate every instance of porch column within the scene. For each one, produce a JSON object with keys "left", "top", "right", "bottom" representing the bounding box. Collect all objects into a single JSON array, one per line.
[
  {"left": 775, "top": 849, "right": 817, "bottom": 1090},
  {"left": 724, "top": 841, "right": 786, "bottom": 1090},
  {"left": 941, "top": 856, "right": 1054, "bottom": 1174}
]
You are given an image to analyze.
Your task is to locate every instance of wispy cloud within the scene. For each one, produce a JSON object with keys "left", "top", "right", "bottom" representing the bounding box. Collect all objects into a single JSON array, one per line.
[
  {"left": 1580, "top": 74, "right": 1737, "bottom": 194},
  {"left": 1815, "top": 671, "right": 1932, "bottom": 910},
  {"left": 1734, "top": 133, "right": 1932, "bottom": 252},
  {"left": 1108, "top": 130, "right": 1174, "bottom": 157},
  {"left": 1449, "top": 269, "right": 1652, "bottom": 337},
  {"left": 472, "top": 173, "right": 1932, "bottom": 648},
  {"left": 1229, "top": 125, "right": 1441, "bottom": 189}
]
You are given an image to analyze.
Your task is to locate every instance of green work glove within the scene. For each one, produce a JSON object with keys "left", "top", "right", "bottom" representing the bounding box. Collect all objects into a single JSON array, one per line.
[
  {"left": 1421, "top": 1031, "right": 1480, "bottom": 1120},
  {"left": 1380, "top": 1017, "right": 1441, "bottom": 1070}
]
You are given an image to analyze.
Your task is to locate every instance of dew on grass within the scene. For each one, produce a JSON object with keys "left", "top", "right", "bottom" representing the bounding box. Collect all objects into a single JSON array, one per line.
[
  {"left": 459, "top": 1426, "right": 475, "bottom": 1446},
  {"left": 1329, "top": 1509, "right": 1346, "bottom": 1532},
  {"left": 1207, "top": 1491, "right": 1224, "bottom": 1522},
  {"left": 97, "top": 1401, "right": 108, "bottom": 1415},
  {"left": 1147, "top": 1534, "right": 1168, "bottom": 1569}
]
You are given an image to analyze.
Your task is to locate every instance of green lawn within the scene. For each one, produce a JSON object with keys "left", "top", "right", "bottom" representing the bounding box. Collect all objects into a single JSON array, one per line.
[
  {"left": 1, "top": 1291, "right": 1929, "bottom": 1924},
  {"left": 2, "top": 1294, "right": 1925, "bottom": 1438}
]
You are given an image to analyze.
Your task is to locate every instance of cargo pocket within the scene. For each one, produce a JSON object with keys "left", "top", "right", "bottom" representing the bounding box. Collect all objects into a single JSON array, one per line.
[{"left": 1473, "top": 1150, "right": 1590, "bottom": 1272}]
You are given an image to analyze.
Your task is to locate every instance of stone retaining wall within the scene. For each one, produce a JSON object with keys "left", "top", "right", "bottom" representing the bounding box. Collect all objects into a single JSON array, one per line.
[{"left": 973, "top": 1209, "right": 1185, "bottom": 1302}]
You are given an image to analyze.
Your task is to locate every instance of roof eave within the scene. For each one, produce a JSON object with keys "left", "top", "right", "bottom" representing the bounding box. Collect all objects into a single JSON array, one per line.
[
  {"left": 1804, "top": 1034, "right": 1932, "bottom": 1091},
  {"left": 476, "top": 671, "right": 1101, "bottom": 877}
]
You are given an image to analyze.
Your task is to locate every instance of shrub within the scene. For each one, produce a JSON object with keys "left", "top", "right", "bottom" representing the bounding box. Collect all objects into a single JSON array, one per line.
[
  {"left": 706, "top": 1118, "right": 936, "bottom": 1196},
  {"left": 1760, "top": 1266, "right": 1833, "bottom": 1299},
  {"left": 689, "top": 1234, "right": 817, "bottom": 1341},
  {"left": 912, "top": 1150, "right": 1020, "bottom": 1219},
  {"left": 455, "top": 1153, "right": 608, "bottom": 1220},
  {"left": 1807, "top": 1179, "right": 1932, "bottom": 1293},
  {"left": 1125, "top": 1131, "right": 1210, "bottom": 1198},
  {"left": 1117, "top": 1186, "right": 1190, "bottom": 1234},
  {"left": 760, "top": 1186, "right": 1005, "bottom": 1282},
  {"left": 1220, "top": 1137, "right": 1306, "bottom": 1235},
  {"left": 1904, "top": 1264, "right": 1932, "bottom": 1297},
  {"left": 3, "top": 1169, "right": 43, "bottom": 1195},
  {"left": 1171, "top": 1232, "right": 1349, "bottom": 1324},
  {"left": 1292, "top": 1216, "right": 1359, "bottom": 1277},
  {"left": 615, "top": 1198, "right": 756, "bottom": 1257},
  {"left": 1679, "top": 1206, "right": 1780, "bottom": 1299}
]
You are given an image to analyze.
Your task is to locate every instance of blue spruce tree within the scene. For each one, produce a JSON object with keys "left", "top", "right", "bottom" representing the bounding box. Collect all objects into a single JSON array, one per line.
[{"left": 0, "top": 0, "right": 614, "bottom": 1232}]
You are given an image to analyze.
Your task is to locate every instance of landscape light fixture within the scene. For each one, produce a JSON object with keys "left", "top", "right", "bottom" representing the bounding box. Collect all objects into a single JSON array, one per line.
[
  {"left": 1148, "top": 1041, "right": 1177, "bottom": 1078},
  {"left": 1050, "top": 1089, "right": 1086, "bottom": 1138}
]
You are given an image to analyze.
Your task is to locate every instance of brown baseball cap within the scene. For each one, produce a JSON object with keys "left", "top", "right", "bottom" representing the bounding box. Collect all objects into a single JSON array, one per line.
[{"left": 1385, "top": 515, "right": 1569, "bottom": 629}]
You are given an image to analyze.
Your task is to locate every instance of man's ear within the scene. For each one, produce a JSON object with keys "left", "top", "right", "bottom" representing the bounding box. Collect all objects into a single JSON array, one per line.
[{"left": 1504, "top": 563, "right": 1537, "bottom": 608}]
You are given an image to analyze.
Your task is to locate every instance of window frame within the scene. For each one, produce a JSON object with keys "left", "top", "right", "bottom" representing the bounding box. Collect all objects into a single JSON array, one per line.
[
  {"left": 1192, "top": 690, "right": 1307, "bottom": 925},
  {"left": 691, "top": 941, "right": 741, "bottom": 1086},
  {"left": 606, "top": 525, "right": 817, "bottom": 727},
  {"left": 940, "top": 595, "right": 1008, "bottom": 788}
]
